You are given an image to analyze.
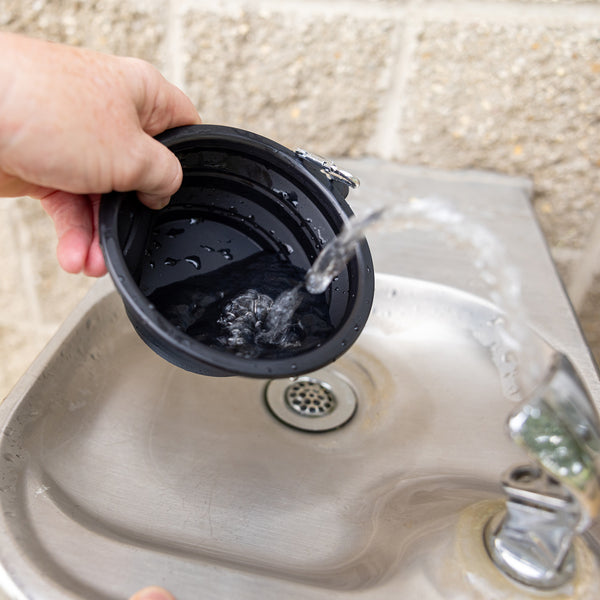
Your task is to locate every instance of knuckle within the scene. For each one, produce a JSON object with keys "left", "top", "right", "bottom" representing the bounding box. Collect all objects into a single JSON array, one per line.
[{"left": 113, "top": 139, "right": 150, "bottom": 192}]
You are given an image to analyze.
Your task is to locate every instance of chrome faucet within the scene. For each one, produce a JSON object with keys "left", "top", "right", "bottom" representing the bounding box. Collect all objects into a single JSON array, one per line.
[{"left": 485, "top": 353, "right": 600, "bottom": 588}]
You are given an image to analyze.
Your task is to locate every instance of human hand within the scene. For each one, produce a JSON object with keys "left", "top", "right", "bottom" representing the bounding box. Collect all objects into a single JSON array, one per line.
[
  {"left": 0, "top": 33, "right": 201, "bottom": 276},
  {"left": 129, "top": 586, "right": 176, "bottom": 600}
]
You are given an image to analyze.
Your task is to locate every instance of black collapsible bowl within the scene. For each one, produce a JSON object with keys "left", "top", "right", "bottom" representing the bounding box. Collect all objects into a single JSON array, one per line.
[{"left": 99, "top": 125, "right": 374, "bottom": 378}]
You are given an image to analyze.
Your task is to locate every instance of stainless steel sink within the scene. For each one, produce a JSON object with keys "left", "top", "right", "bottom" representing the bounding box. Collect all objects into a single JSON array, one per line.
[{"left": 1, "top": 162, "right": 599, "bottom": 599}]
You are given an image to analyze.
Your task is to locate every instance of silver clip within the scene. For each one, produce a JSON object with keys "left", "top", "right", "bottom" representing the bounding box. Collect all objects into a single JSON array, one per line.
[{"left": 295, "top": 149, "right": 360, "bottom": 189}]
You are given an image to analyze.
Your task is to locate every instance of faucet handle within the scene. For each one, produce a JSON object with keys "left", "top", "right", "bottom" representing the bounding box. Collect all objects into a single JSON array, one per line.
[{"left": 507, "top": 353, "right": 600, "bottom": 528}]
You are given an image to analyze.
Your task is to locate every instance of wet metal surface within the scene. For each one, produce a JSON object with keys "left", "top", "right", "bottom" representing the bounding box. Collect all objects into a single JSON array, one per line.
[
  {"left": 2, "top": 274, "right": 598, "bottom": 599},
  {"left": 0, "top": 276, "right": 531, "bottom": 599},
  {"left": 1, "top": 163, "right": 599, "bottom": 599}
]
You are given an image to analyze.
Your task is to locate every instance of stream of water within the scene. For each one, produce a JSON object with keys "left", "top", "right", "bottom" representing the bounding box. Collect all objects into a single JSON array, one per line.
[
  {"left": 217, "top": 194, "right": 549, "bottom": 401},
  {"left": 315, "top": 195, "right": 549, "bottom": 401},
  {"left": 147, "top": 187, "right": 549, "bottom": 401}
]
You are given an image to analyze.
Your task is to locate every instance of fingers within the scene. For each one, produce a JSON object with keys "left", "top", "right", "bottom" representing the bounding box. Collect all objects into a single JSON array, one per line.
[
  {"left": 142, "top": 76, "right": 202, "bottom": 137},
  {"left": 125, "top": 57, "right": 201, "bottom": 137},
  {"left": 120, "top": 59, "right": 201, "bottom": 208},
  {"left": 40, "top": 191, "right": 106, "bottom": 276},
  {"left": 41, "top": 191, "right": 92, "bottom": 274},
  {"left": 158, "top": 80, "right": 203, "bottom": 131},
  {"left": 84, "top": 194, "right": 107, "bottom": 277},
  {"left": 56, "top": 227, "right": 91, "bottom": 274},
  {"left": 126, "top": 136, "right": 184, "bottom": 210},
  {"left": 129, "top": 586, "right": 176, "bottom": 600}
]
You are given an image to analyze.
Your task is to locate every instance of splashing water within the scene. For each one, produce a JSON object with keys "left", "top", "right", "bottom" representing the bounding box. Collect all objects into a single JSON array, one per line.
[
  {"left": 217, "top": 285, "right": 304, "bottom": 354},
  {"left": 304, "top": 209, "right": 385, "bottom": 294},
  {"left": 251, "top": 195, "right": 547, "bottom": 400},
  {"left": 303, "top": 195, "right": 551, "bottom": 401},
  {"left": 201, "top": 192, "right": 548, "bottom": 400}
]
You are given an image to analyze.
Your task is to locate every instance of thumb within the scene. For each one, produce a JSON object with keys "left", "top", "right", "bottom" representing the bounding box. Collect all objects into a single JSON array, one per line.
[{"left": 125, "top": 135, "right": 183, "bottom": 210}]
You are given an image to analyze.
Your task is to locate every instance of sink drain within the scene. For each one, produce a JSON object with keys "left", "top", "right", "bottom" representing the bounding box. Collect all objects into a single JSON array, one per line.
[
  {"left": 265, "top": 368, "right": 357, "bottom": 432},
  {"left": 285, "top": 379, "right": 337, "bottom": 417}
]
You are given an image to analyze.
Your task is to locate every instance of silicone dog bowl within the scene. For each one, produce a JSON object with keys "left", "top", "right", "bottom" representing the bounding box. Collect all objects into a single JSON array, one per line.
[{"left": 99, "top": 125, "right": 374, "bottom": 377}]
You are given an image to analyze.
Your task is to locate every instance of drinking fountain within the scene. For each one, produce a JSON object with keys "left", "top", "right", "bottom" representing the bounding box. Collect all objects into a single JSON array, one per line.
[
  {"left": 486, "top": 353, "right": 600, "bottom": 590},
  {"left": 1, "top": 158, "right": 599, "bottom": 599}
]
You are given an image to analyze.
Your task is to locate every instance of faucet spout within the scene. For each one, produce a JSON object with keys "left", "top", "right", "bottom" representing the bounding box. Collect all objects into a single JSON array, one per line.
[
  {"left": 507, "top": 353, "right": 600, "bottom": 528},
  {"left": 486, "top": 353, "right": 600, "bottom": 589}
]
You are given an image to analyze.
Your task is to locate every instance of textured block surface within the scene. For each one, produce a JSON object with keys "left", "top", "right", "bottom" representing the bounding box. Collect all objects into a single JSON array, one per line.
[
  {"left": 397, "top": 21, "right": 600, "bottom": 252},
  {"left": 183, "top": 8, "right": 398, "bottom": 154},
  {"left": 0, "top": 0, "right": 166, "bottom": 65}
]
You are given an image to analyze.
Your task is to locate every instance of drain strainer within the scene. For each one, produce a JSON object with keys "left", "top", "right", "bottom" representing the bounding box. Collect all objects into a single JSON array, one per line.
[
  {"left": 285, "top": 379, "right": 337, "bottom": 417},
  {"left": 265, "top": 368, "right": 357, "bottom": 432}
]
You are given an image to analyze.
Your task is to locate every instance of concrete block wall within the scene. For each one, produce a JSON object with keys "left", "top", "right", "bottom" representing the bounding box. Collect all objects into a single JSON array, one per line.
[{"left": 1, "top": 0, "right": 599, "bottom": 398}]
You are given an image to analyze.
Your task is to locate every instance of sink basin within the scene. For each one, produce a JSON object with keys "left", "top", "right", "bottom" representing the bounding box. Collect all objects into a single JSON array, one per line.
[
  {"left": 2, "top": 163, "right": 600, "bottom": 599},
  {"left": 2, "top": 273, "right": 597, "bottom": 599}
]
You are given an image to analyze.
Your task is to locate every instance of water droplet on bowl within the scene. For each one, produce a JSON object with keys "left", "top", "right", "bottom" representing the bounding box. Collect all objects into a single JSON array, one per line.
[{"left": 184, "top": 256, "right": 202, "bottom": 270}]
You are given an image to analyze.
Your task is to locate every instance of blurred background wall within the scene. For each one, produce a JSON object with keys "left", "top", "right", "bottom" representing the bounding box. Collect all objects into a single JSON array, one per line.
[{"left": 1, "top": 0, "right": 599, "bottom": 397}]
